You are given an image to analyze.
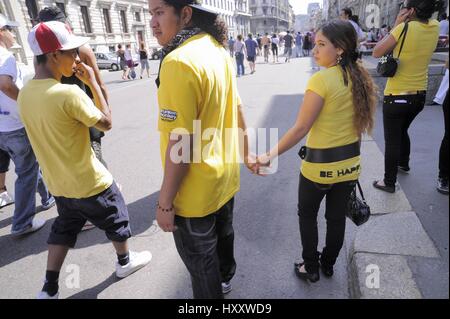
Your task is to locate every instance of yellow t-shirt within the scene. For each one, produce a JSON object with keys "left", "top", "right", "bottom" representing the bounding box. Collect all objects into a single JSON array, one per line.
[
  {"left": 385, "top": 20, "right": 439, "bottom": 95},
  {"left": 18, "top": 79, "right": 113, "bottom": 198},
  {"left": 158, "top": 33, "right": 241, "bottom": 218},
  {"left": 301, "top": 66, "right": 361, "bottom": 184}
]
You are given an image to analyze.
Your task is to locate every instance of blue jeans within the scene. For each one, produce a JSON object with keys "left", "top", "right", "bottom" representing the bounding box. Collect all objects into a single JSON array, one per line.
[
  {"left": 235, "top": 53, "right": 245, "bottom": 76},
  {"left": 38, "top": 170, "right": 53, "bottom": 206},
  {"left": 0, "top": 128, "right": 39, "bottom": 232}
]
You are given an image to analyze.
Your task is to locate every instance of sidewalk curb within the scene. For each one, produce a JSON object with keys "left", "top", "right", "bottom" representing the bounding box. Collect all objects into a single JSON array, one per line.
[{"left": 349, "top": 141, "right": 440, "bottom": 299}]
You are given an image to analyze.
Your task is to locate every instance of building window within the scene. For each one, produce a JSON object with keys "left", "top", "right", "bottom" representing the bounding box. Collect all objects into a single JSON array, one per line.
[
  {"left": 80, "top": 6, "right": 92, "bottom": 33},
  {"left": 103, "top": 8, "right": 112, "bottom": 33},
  {"left": 25, "top": 0, "right": 39, "bottom": 26},
  {"left": 55, "top": 2, "right": 66, "bottom": 16},
  {"left": 120, "top": 10, "right": 129, "bottom": 33},
  {"left": 134, "top": 11, "right": 141, "bottom": 22}
]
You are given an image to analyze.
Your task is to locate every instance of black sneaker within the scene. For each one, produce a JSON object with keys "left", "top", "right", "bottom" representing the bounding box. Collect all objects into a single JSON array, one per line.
[
  {"left": 437, "top": 178, "right": 449, "bottom": 195},
  {"left": 294, "top": 262, "right": 320, "bottom": 283}
]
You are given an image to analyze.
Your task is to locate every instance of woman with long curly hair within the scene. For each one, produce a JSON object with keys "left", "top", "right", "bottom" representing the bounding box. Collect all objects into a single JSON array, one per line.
[{"left": 256, "top": 20, "right": 377, "bottom": 282}]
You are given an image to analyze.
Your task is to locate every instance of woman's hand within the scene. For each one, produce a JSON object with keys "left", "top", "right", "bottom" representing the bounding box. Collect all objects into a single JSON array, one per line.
[{"left": 394, "top": 8, "right": 413, "bottom": 27}]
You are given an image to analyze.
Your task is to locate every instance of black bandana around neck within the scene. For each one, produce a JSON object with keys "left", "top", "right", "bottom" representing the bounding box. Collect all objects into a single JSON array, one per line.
[{"left": 155, "top": 27, "right": 202, "bottom": 88}]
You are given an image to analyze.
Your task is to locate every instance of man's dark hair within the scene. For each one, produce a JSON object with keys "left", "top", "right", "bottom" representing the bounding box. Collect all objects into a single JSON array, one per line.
[
  {"left": 248, "top": 33, "right": 253, "bottom": 38},
  {"left": 439, "top": 12, "right": 448, "bottom": 20},
  {"left": 164, "top": 1, "right": 228, "bottom": 47},
  {"left": 36, "top": 54, "right": 47, "bottom": 65},
  {"left": 38, "top": 6, "right": 66, "bottom": 23},
  {"left": 342, "top": 7, "right": 353, "bottom": 17}
]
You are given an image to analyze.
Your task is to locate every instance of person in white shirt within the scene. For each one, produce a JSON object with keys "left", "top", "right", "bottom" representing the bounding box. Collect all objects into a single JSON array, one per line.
[
  {"left": 439, "top": 13, "right": 449, "bottom": 36},
  {"left": 0, "top": 14, "right": 48, "bottom": 236},
  {"left": 340, "top": 8, "right": 367, "bottom": 43}
]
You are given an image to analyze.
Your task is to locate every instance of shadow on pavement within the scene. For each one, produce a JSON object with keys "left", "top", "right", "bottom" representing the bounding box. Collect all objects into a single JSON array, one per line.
[{"left": 0, "top": 192, "right": 159, "bottom": 269}]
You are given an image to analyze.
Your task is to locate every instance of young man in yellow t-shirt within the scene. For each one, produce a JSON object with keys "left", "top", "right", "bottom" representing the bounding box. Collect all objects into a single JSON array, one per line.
[
  {"left": 150, "top": 0, "right": 253, "bottom": 299},
  {"left": 18, "top": 21, "right": 151, "bottom": 299}
]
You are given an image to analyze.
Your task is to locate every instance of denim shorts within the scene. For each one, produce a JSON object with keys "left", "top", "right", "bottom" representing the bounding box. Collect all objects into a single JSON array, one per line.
[{"left": 48, "top": 182, "right": 131, "bottom": 248}]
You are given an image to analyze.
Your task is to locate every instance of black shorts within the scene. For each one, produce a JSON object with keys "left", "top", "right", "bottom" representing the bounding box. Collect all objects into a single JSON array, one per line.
[
  {"left": 0, "top": 148, "right": 10, "bottom": 173},
  {"left": 48, "top": 182, "right": 131, "bottom": 248},
  {"left": 247, "top": 56, "right": 256, "bottom": 62}
]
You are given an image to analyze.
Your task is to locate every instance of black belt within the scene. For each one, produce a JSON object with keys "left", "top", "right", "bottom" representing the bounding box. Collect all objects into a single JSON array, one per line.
[{"left": 298, "top": 141, "right": 360, "bottom": 163}]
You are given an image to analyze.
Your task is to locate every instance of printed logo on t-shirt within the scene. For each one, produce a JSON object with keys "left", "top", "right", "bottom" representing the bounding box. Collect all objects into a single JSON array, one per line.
[{"left": 160, "top": 109, "right": 178, "bottom": 122}]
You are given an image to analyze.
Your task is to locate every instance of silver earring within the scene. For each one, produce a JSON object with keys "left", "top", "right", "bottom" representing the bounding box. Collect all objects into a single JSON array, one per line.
[{"left": 337, "top": 55, "right": 342, "bottom": 65}]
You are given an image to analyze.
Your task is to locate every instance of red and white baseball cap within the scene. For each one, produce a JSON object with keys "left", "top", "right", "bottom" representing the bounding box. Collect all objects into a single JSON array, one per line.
[{"left": 28, "top": 21, "right": 89, "bottom": 56}]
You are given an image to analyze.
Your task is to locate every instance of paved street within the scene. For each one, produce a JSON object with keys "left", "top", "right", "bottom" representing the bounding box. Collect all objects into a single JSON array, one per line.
[{"left": 0, "top": 56, "right": 448, "bottom": 299}]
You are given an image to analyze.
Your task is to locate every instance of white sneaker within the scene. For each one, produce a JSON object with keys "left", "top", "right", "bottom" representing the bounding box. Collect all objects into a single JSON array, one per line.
[
  {"left": 115, "top": 250, "right": 152, "bottom": 278},
  {"left": 11, "top": 218, "right": 46, "bottom": 236},
  {"left": 37, "top": 291, "right": 59, "bottom": 299},
  {"left": 222, "top": 281, "right": 232, "bottom": 294},
  {"left": 0, "top": 191, "right": 14, "bottom": 209},
  {"left": 41, "top": 196, "right": 56, "bottom": 210}
]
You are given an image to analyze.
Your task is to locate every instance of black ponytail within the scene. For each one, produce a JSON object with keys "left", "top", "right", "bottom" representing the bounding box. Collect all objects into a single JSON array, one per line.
[{"left": 409, "top": 0, "right": 445, "bottom": 20}]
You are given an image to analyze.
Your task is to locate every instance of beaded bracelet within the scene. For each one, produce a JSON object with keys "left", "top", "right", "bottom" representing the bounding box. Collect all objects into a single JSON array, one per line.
[{"left": 157, "top": 202, "right": 174, "bottom": 213}]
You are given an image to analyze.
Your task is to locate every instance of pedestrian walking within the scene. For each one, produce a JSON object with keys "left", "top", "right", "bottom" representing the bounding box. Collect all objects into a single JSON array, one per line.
[
  {"left": 234, "top": 34, "right": 246, "bottom": 77},
  {"left": 433, "top": 59, "right": 449, "bottom": 105},
  {"left": 254, "top": 20, "right": 377, "bottom": 283},
  {"left": 303, "top": 32, "right": 312, "bottom": 57},
  {"left": 372, "top": 0, "right": 441, "bottom": 193},
  {"left": 125, "top": 44, "right": 136, "bottom": 80},
  {"left": 18, "top": 21, "right": 152, "bottom": 299},
  {"left": 0, "top": 14, "right": 50, "bottom": 236},
  {"left": 295, "top": 31, "right": 303, "bottom": 58},
  {"left": 262, "top": 33, "right": 271, "bottom": 63},
  {"left": 283, "top": 30, "right": 294, "bottom": 63},
  {"left": 245, "top": 33, "right": 258, "bottom": 74},
  {"left": 271, "top": 33, "right": 279, "bottom": 63},
  {"left": 139, "top": 42, "right": 150, "bottom": 79},
  {"left": 437, "top": 90, "right": 449, "bottom": 195},
  {"left": 150, "top": 0, "right": 253, "bottom": 299},
  {"left": 228, "top": 35, "right": 235, "bottom": 57},
  {"left": 117, "top": 44, "right": 128, "bottom": 80}
]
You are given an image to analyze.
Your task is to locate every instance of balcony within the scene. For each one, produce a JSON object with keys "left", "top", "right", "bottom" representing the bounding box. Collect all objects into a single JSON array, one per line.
[{"left": 235, "top": 9, "right": 252, "bottom": 17}]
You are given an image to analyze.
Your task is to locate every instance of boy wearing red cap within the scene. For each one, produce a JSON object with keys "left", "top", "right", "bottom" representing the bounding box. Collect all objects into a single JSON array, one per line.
[{"left": 18, "top": 21, "right": 152, "bottom": 299}]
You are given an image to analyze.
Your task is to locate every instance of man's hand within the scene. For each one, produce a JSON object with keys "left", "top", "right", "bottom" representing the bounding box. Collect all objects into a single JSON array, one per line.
[
  {"left": 73, "top": 61, "right": 96, "bottom": 87},
  {"left": 156, "top": 203, "right": 177, "bottom": 232}
]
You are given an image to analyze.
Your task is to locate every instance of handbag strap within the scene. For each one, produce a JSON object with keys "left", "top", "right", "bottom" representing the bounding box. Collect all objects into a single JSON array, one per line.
[
  {"left": 356, "top": 181, "right": 367, "bottom": 202},
  {"left": 396, "top": 22, "right": 409, "bottom": 59}
]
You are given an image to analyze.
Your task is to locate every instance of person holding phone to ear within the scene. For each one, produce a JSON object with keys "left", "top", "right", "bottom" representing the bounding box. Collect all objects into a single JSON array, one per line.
[{"left": 372, "top": 0, "right": 442, "bottom": 193}]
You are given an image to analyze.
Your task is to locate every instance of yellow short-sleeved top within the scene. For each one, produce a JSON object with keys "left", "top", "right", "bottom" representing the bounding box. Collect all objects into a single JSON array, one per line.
[
  {"left": 301, "top": 66, "right": 361, "bottom": 184},
  {"left": 385, "top": 20, "right": 439, "bottom": 95},
  {"left": 158, "top": 33, "right": 241, "bottom": 218},
  {"left": 18, "top": 79, "right": 113, "bottom": 198}
]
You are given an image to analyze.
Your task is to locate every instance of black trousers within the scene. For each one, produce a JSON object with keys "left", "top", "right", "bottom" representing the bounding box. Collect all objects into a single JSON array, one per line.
[
  {"left": 439, "top": 90, "right": 449, "bottom": 179},
  {"left": 383, "top": 93, "right": 426, "bottom": 186},
  {"left": 173, "top": 198, "right": 236, "bottom": 299},
  {"left": 297, "top": 174, "right": 356, "bottom": 273}
]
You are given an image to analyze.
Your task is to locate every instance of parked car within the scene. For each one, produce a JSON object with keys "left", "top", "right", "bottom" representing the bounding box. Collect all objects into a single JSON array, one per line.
[
  {"left": 95, "top": 52, "right": 120, "bottom": 71},
  {"left": 150, "top": 48, "right": 163, "bottom": 60},
  {"left": 95, "top": 52, "right": 140, "bottom": 71}
]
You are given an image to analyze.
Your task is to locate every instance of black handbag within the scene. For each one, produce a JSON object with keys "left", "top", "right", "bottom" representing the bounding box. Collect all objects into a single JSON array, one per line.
[
  {"left": 377, "top": 22, "right": 409, "bottom": 77},
  {"left": 346, "top": 181, "right": 371, "bottom": 226}
]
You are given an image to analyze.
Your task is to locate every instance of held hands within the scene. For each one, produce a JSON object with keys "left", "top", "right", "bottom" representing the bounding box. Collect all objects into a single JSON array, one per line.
[
  {"left": 73, "top": 61, "right": 96, "bottom": 87},
  {"left": 244, "top": 152, "right": 272, "bottom": 176}
]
